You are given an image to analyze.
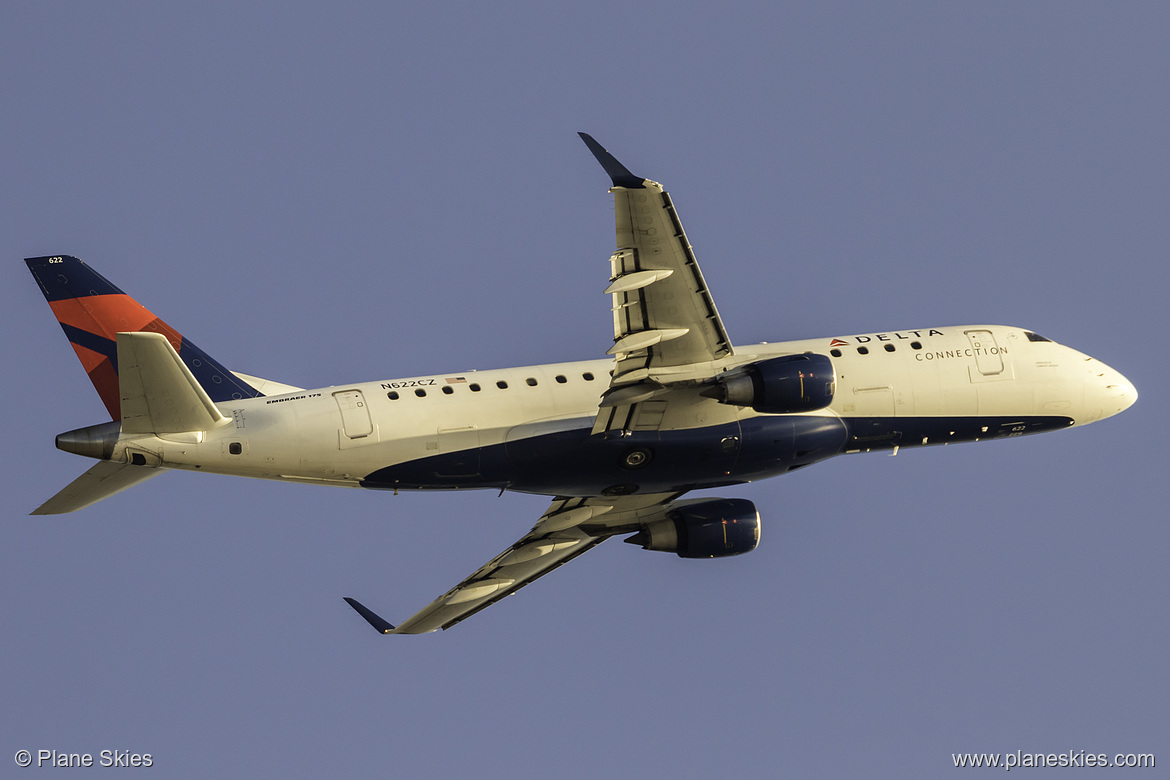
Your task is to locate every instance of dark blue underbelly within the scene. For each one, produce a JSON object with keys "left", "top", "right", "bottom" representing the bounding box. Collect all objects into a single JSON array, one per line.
[
  {"left": 359, "top": 414, "right": 1072, "bottom": 496},
  {"left": 361, "top": 414, "right": 849, "bottom": 496}
]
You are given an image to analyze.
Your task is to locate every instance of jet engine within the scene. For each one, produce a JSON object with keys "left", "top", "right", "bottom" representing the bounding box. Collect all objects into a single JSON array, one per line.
[
  {"left": 703, "top": 353, "right": 835, "bottom": 414},
  {"left": 624, "top": 498, "right": 761, "bottom": 558}
]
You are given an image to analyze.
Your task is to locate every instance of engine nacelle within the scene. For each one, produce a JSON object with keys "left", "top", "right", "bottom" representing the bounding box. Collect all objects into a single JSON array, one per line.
[
  {"left": 625, "top": 498, "right": 761, "bottom": 558},
  {"left": 705, "top": 353, "right": 835, "bottom": 414}
]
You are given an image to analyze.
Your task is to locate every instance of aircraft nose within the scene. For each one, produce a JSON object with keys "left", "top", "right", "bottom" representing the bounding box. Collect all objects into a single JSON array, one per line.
[
  {"left": 1093, "top": 360, "right": 1138, "bottom": 419},
  {"left": 1105, "top": 368, "right": 1138, "bottom": 412}
]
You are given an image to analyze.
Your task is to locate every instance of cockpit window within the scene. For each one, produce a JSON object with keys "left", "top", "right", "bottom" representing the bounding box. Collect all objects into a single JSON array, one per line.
[{"left": 1024, "top": 331, "right": 1052, "bottom": 343}]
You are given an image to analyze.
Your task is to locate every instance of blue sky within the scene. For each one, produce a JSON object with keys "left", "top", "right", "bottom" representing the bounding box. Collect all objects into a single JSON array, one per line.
[{"left": 3, "top": 3, "right": 1166, "bottom": 777}]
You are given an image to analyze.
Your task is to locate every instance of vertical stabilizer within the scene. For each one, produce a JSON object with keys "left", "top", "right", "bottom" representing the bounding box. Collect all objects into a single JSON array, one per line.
[{"left": 25, "top": 255, "right": 262, "bottom": 419}]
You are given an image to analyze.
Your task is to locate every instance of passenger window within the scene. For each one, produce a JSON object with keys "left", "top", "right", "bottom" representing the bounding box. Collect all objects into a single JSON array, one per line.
[
  {"left": 441, "top": 386, "right": 454, "bottom": 395},
  {"left": 582, "top": 372, "right": 594, "bottom": 381},
  {"left": 884, "top": 344, "right": 895, "bottom": 352},
  {"left": 497, "top": 380, "right": 508, "bottom": 389},
  {"left": 555, "top": 375, "right": 567, "bottom": 384},
  {"left": 857, "top": 346, "right": 869, "bottom": 355},
  {"left": 415, "top": 388, "right": 427, "bottom": 397},
  {"left": 910, "top": 341, "right": 922, "bottom": 350},
  {"left": 387, "top": 391, "right": 399, "bottom": 400},
  {"left": 830, "top": 349, "right": 842, "bottom": 358},
  {"left": 469, "top": 383, "right": 481, "bottom": 392},
  {"left": 526, "top": 377, "right": 538, "bottom": 386}
]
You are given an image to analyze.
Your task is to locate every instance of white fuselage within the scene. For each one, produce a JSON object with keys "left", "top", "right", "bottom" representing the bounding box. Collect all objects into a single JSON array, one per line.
[{"left": 110, "top": 324, "right": 1135, "bottom": 496}]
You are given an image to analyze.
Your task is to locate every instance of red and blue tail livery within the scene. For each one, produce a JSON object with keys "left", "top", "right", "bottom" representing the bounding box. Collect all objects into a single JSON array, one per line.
[
  {"left": 23, "top": 136, "right": 1137, "bottom": 634},
  {"left": 25, "top": 255, "right": 262, "bottom": 419}
]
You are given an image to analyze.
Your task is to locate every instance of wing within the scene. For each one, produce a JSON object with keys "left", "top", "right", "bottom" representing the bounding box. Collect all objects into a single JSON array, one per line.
[
  {"left": 345, "top": 493, "right": 681, "bottom": 634},
  {"left": 579, "top": 133, "right": 737, "bottom": 432},
  {"left": 581, "top": 134, "right": 733, "bottom": 375}
]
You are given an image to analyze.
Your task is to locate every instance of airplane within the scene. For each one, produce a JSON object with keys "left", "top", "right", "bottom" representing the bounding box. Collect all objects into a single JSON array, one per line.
[{"left": 25, "top": 133, "right": 1137, "bottom": 634}]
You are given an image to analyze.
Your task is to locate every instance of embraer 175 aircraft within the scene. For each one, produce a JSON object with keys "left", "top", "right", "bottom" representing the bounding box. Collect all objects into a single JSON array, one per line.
[{"left": 27, "top": 134, "right": 1136, "bottom": 634}]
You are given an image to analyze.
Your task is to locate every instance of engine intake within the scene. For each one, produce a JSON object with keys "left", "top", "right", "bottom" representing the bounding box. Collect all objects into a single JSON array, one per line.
[
  {"left": 704, "top": 353, "right": 835, "bottom": 414},
  {"left": 625, "top": 498, "right": 761, "bottom": 558}
]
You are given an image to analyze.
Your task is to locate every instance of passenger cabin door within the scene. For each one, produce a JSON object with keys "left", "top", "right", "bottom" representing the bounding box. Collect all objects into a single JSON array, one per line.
[
  {"left": 333, "top": 390, "right": 373, "bottom": 439},
  {"left": 964, "top": 329, "right": 1012, "bottom": 382}
]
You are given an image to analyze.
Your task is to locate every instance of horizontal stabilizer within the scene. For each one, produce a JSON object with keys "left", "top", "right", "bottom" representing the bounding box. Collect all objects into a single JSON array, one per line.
[
  {"left": 31, "top": 461, "right": 165, "bottom": 515},
  {"left": 118, "top": 332, "right": 232, "bottom": 434}
]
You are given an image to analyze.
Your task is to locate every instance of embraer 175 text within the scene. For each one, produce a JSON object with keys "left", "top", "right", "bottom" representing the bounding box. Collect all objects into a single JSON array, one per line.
[{"left": 26, "top": 134, "right": 1137, "bottom": 634}]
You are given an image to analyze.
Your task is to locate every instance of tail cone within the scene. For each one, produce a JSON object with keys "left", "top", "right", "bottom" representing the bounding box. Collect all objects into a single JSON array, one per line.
[{"left": 55, "top": 421, "right": 121, "bottom": 460}]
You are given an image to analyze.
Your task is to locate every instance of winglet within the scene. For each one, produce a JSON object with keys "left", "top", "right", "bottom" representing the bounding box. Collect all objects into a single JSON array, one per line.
[
  {"left": 343, "top": 597, "right": 396, "bottom": 634},
  {"left": 578, "top": 133, "right": 645, "bottom": 189}
]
